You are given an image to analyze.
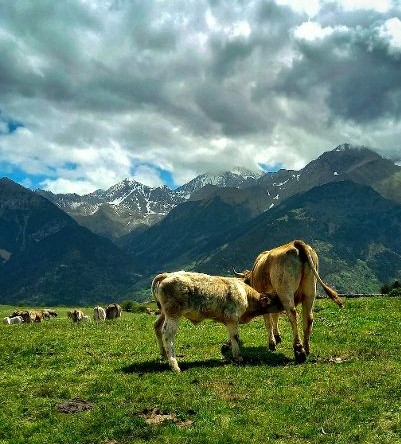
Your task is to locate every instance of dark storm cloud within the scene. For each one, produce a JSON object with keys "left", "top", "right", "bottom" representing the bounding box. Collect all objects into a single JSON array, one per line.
[
  {"left": 195, "top": 81, "right": 270, "bottom": 136},
  {"left": 275, "top": 12, "right": 401, "bottom": 124}
]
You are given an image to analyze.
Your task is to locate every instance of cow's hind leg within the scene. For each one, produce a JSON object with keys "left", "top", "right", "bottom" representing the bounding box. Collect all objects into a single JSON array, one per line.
[
  {"left": 154, "top": 313, "right": 167, "bottom": 359},
  {"left": 226, "top": 322, "right": 243, "bottom": 364},
  {"left": 263, "top": 313, "right": 281, "bottom": 351},
  {"left": 302, "top": 297, "right": 314, "bottom": 356},
  {"left": 162, "top": 316, "right": 181, "bottom": 372},
  {"left": 282, "top": 301, "right": 306, "bottom": 364}
]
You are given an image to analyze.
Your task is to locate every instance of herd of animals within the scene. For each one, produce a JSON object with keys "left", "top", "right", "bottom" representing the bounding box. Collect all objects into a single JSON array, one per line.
[
  {"left": 2, "top": 303, "right": 122, "bottom": 325},
  {"left": 2, "top": 239, "right": 345, "bottom": 374},
  {"left": 67, "top": 303, "right": 122, "bottom": 322}
]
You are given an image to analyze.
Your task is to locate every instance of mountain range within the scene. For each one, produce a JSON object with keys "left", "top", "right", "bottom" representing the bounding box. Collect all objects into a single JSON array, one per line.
[
  {"left": 37, "top": 167, "right": 262, "bottom": 241},
  {"left": 1, "top": 143, "right": 401, "bottom": 305}
]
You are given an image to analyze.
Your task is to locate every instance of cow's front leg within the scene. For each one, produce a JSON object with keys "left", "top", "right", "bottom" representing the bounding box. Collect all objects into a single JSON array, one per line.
[
  {"left": 154, "top": 313, "right": 167, "bottom": 359},
  {"left": 284, "top": 303, "right": 306, "bottom": 364},
  {"left": 162, "top": 316, "right": 181, "bottom": 372},
  {"left": 226, "top": 322, "right": 243, "bottom": 363}
]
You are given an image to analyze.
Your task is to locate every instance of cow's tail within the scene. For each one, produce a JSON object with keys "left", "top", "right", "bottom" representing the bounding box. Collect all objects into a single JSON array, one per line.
[
  {"left": 294, "top": 240, "right": 344, "bottom": 308},
  {"left": 151, "top": 273, "right": 169, "bottom": 308}
]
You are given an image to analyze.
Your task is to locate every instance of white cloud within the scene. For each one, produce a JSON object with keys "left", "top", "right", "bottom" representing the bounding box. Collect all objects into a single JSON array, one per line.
[
  {"left": 294, "top": 21, "right": 337, "bottom": 41},
  {"left": 378, "top": 17, "right": 401, "bottom": 55},
  {"left": 277, "top": 0, "right": 392, "bottom": 16},
  {"left": 275, "top": 0, "right": 320, "bottom": 17},
  {"left": 132, "top": 165, "right": 165, "bottom": 188},
  {"left": 338, "top": 0, "right": 392, "bottom": 13},
  {"left": 0, "top": 122, "right": 8, "bottom": 133},
  {"left": 40, "top": 177, "right": 97, "bottom": 195}
]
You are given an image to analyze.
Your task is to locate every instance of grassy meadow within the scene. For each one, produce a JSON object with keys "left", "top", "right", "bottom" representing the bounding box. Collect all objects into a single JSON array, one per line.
[{"left": 0, "top": 297, "right": 400, "bottom": 444}]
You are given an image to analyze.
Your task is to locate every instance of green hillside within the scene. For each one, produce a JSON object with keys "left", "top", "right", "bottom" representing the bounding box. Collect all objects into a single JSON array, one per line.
[{"left": 194, "top": 181, "right": 401, "bottom": 294}]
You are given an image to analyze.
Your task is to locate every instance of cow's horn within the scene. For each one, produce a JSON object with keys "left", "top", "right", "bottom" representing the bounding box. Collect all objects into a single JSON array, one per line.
[{"left": 233, "top": 268, "right": 245, "bottom": 278}]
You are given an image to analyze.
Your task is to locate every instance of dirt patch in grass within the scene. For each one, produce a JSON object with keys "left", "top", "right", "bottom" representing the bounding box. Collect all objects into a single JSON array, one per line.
[
  {"left": 139, "top": 407, "right": 194, "bottom": 428},
  {"left": 56, "top": 398, "right": 94, "bottom": 414}
]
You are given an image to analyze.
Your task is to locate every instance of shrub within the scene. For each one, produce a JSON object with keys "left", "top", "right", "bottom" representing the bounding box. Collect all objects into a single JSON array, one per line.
[
  {"left": 388, "top": 287, "right": 401, "bottom": 297},
  {"left": 121, "top": 300, "right": 134, "bottom": 312},
  {"left": 381, "top": 280, "right": 401, "bottom": 295},
  {"left": 121, "top": 300, "right": 147, "bottom": 313}
]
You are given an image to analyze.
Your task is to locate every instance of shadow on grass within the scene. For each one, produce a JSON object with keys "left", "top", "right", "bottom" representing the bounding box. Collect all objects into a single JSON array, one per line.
[{"left": 121, "top": 346, "right": 292, "bottom": 374}]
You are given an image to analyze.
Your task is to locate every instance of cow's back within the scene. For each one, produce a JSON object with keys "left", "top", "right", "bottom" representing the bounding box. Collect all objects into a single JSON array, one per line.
[
  {"left": 250, "top": 242, "right": 305, "bottom": 294},
  {"left": 157, "top": 272, "right": 248, "bottom": 323}
]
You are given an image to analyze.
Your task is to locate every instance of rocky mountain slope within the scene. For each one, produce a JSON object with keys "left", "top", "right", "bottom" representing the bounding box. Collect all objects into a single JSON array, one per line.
[
  {"left": 38, "top": 145, "right": 401, "bottom": 242},
  {"left": 41, "top": 144, "right": 401, "bottom": 242},
  {"left": 247, "top": 143, "right": 401, "bottom": 211}
]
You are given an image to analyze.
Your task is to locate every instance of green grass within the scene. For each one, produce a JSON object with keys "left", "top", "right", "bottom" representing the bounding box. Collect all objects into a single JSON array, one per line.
[{"left": 0, "top": 298, "right": 401, "bottom": 443}]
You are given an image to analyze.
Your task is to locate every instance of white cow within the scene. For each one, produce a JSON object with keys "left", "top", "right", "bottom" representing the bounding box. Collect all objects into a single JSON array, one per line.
[
  {"left": 152, "top": 271, "right": 283, "bottom": 372},
  {"left": 3, "top": 316, "right": 23, "bottom": 325},
  {"left": 93, "top": 306, "right": 106, "bottom": 321}
]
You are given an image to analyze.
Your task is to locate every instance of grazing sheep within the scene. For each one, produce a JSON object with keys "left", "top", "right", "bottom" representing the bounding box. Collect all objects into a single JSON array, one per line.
[
  {"left": 10, "top": 316, "right": 23, "bottom": 324},
  {"left": 33, "top": 311, "right": 44, "bottom": 323}
]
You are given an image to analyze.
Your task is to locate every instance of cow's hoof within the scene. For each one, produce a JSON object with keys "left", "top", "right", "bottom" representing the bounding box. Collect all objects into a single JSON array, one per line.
[
  {"left": 169, "top": 360, "right": 181, "bottom": 373},
  {"left": 221, "top": 343, "right": 231, "bottom": 357},
  {"left": 232, "top": 356, "right": 243, "bottom": 365},
  {"left": 274, "top": 334, "right": 282, "bottom": 344},
  {"left": 268, "top": 342, "right": 276, "bottom": 351},
  {"left": 294, "top": 344, "right": 307, "bottom": 364}
]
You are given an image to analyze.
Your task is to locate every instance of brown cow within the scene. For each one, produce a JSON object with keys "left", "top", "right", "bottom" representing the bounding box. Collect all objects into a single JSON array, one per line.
[
  {"left": 42, "top": 309, "right": 58, "bottom": 319},
  {"left": 235, "top": 240, "right": 344, "bottom": 363},
  {"left": 12, "top": 310, "right": 38, "bottom": 323},
  {"left": 105, "top": 303, "right": 122, "bottom": 320},
  {"left": 152, "top": 271, "right": 283, "bottom": 372},
  {"left": 67, "top": 309, "right": 84, "bottom": 322}
]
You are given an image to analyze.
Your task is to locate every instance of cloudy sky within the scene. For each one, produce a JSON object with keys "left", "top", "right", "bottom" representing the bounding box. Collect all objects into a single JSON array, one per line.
[{"left": 1, "top": 0, "right": 401, "bottom": 194}]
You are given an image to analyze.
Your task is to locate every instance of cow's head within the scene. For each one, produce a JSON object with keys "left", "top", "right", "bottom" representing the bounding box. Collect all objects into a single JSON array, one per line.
[
  {"left": 259, "top": 294, "right": 271, "bottom": 308},
  {"left": 233, "top": 269, "right": 252, "bottom": 285}
]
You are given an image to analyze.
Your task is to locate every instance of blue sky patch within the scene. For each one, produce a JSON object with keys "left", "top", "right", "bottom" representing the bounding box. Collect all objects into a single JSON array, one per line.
[
  {"left": 158, "top": 168, "right": 177, "bottom": 189},
  {"left": 0, "top": 163, "right": 49, "bottom": 190},
  {"left": 0, "top": 112, "right": 24, "bottom": 135},
  {"left": 258, "top": 162, "right": 283, "bottom": 173}
]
